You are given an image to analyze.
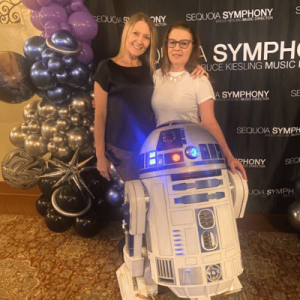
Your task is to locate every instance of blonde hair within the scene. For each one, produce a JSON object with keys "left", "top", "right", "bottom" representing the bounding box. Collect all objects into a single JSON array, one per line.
[{"left": 116, "top": 12, "right": 157, "bottom": 74}]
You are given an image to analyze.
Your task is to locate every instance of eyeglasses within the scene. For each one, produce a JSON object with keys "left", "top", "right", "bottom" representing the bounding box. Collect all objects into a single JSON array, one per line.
[{"left": 167, "top": 39, "right": 193, "bottom": 49}]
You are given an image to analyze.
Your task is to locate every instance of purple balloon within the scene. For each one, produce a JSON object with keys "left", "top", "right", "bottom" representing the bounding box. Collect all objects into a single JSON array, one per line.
[
  {"left": 37, "top": 0, "right": 51, "bottom": 6},
  {"left": 30, "top": 10, "right": 44, "bottom": 31},
  {"left": 76, "top": 42, "right": 93, "bottom": 65},
  {"left": 68, "top": 11, "right": 98, "bottom": 42},
  {"left": 53, "top": 0, "right": 71, "bottom": 6},
  {"left": 44, "top": 20, "right": 60, "bottom": 38},
  {"left": 39, "top": 3, "right": 68, "bottom": 27},
  {"left": 70, "top": 0, "right": 84, "bottom": 12},
  {"left": 21, "top": 0, "right": 42, "bottom": 11},
  {"left": 59, "top": 21, "right": 72, "bottom": 32}
]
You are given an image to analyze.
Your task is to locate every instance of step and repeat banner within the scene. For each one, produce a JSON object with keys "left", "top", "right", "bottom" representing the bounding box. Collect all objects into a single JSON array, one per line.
[{"left": 85, "top": 0, "right": 300, "bottom": 213}]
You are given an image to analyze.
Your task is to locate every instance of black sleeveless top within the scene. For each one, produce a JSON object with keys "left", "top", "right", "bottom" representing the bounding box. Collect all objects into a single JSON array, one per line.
[{"left": 93, "top": 59, "right": 156, "bottom": 151}]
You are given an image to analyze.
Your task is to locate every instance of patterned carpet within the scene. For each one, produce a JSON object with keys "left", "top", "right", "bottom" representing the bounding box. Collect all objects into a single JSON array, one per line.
[{"left": 0, "top": 214, "right": 299, "bottom": 300}]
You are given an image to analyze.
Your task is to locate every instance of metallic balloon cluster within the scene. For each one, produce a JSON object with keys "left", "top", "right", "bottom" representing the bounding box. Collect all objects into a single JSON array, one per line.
[
  {"left": 36, "top": 150, "right": 110, "bottom": 237},
  {"left": 105, "top": 163, "right": 125, "bottom": 214},
  {"left": 21, "top": 0, "right": 98, "bottom": 65},
  {"left": 287, "top": 177, "right": 300, "bottom": 231},
  {"left": 9, "top": 92, "right": 94, "bottom": 158},
  {"left": 24, "top": 31, "right": 95, "bottom": 105}
]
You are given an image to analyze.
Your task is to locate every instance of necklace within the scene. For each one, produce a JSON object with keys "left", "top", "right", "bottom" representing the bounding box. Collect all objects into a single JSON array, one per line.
[{"left": 167, "top": 71, "right": 186, "bottom": 83}]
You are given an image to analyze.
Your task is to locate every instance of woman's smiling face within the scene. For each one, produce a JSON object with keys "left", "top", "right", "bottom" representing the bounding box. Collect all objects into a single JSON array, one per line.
[{"left": 125, "top": 20, "right": 151, "bottom": 58}]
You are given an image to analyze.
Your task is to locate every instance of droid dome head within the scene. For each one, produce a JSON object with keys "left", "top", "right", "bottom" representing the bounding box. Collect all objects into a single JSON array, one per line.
[{"left": 139, "top": 120, "right": 227, "bottom": 178}]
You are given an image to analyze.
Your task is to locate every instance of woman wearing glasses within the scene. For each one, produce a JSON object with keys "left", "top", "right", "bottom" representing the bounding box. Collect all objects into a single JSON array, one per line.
[{"left": 152, "top": 22, "right": 247, "bottom": 179}]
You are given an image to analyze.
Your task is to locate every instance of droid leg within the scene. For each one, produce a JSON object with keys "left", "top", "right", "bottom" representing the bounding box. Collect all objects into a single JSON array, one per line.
[{"left": 117, "top": 180, "right": 158, "bottom": 299}]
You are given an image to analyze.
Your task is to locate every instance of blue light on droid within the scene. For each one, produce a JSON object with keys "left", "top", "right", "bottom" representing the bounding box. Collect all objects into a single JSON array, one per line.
[
  {"left": 149, "top": 151, "right": 156, "bottom": 158},
  {"left": 185, "top": 146, "right": 200, "bottom": 159},
  {"left": 149, "top": 158, "right": 156, "bottom": 165}
]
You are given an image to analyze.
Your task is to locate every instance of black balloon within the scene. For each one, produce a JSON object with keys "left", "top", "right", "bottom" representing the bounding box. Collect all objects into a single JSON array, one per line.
[
  {"left": 62, "top": 55, "right": 77, "bottom": 70},
  {"left": 69, "top": 62, "right": 89, "bottom": 88},
  {"left": 38, "top": 168, "right": 61, "bottom": 197},
  {"left": 48, "top": 58, "right": 65, "bottom": 74},
  {"left": 36, "top": 193, "right": 52, "bottom": 217},
  {"left": 287, "top": 200, "right": 300, "bottom": 231},
  {"left": 23, "top": 36, "right": 47, "bottom": 62},
  {"left": 295, "top": 177, "right": 300, "bottom": 200},
  {"left": 41, "top": 48, "right": 59, "bottom": 62},
  {"left": 106, "top": 184, "right": 124, "bottom": 208},
  {"left": 45, "top": 84, "right": 72, "bottom": 105},
  {"left": 45, "top": 207, "right": 74, "bottom": 233},
  {"left": 55, "top": 185, "right": 88, "bottom": 213},
  {"left": 56, "top": 70, "right": 71, "bottom": 84},
  {"left": 0, "top": 52, "right": 36, "bottom": 104},
  {"left": 30, "top": 60, "right": 57, "bottom": 90},
  {"left": 73, "top": 210, "right": 104, "bottom": 238}
]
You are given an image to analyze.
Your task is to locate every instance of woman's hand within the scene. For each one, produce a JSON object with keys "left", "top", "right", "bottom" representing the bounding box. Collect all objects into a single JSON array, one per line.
[
  {"left": 96, "top": 155, "right": 111, "bottom": 181},
  {"left": 190, "top": 64, "right": 209, "bottom": 79},
  {"left": 226, "top": 156, "right": 248, "bottom": 181}
]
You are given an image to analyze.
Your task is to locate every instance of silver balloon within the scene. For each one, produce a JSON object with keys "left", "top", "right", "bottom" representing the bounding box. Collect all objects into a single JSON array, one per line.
[
  {"left": 1, "top": 148, "right": 46, "bottom": 189},
  {"left": 70, "top": 114, "right": 83, "bottom": 127},
  {"left": 79, "top": 144, "right": 95, "bottom": 158},
  {"left": 9, "top": 125, "right": 26, "bottom": 148},
  {"left": 21, "top": 122, "right": 29, "bottom": 134},
  {"left": 82, "top": 116, "right": 92, "bottom": 127},
  {"left": 56, "top": 118, "right": 71, "bottom": 132},
  {"left": 24, "top": 134, "right": 48, "bottom": 157},
  {"left": 37, "top": 98, "right": 59, "bottom": 119},
  {"left": 51, "top": 145, "right": 72, "bottom": 159},
  {"left": 70, "top": 92, "right": 93, "bottom": 116},
  {"left": 288, "top": 201, "right": 300, "bottom": 231},
  {"left": 57, "top": 105, "right": 71, "bottom": 119},
  {"left": 41, "top": 118, "right": 57, "bottom": 141},
  {"left": 47, "top": 141, "right": 58, "bottom": 153},
  {"left": 109, "top": 161, "right": 121, "bottom": 182},
  {"left": 66, "top": 127, "right": 91, "bottom": 151},
  {"left": 117, "top": 177, "right": 125, "bottom": 189},
  {"left": 23, "top": 99, "right": 39, "bottom": 121},
  {"left": 89, "top": 91, "right": 94, "bottom": 99},
  {"left": 52, "top": 132, "right": 67, "bottom": 147},
  {"left": 27, "top": 120, "right": 41, "bottom": 134},
  {"left": 88, "top": 124, "right": 94, "bottom": 135}
]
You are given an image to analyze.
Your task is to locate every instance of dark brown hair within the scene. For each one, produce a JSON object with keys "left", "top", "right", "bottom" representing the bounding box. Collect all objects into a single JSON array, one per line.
[{"left": 161, "top": 22, "right": 200, "bottom": 76}]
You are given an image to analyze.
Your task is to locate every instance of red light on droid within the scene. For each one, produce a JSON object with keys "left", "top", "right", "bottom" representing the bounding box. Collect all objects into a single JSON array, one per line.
[{"left": 172, "top": 153, "right": 181, "bottom": 162}]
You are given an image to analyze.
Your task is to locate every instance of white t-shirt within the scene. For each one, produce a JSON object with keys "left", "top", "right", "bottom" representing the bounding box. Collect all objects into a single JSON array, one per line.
[{"left": 152, "top": 69, "right": 215, "bottom": 127}]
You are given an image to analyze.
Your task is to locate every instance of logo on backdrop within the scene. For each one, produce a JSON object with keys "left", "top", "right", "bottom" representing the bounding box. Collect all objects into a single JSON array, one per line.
[
  {"left": 249, "top": 188, "right": 294, "bottom": 197},
  {"left": 285, "top": 156, "right": 300, "bottom": 165},
  {"left": 200, "top": 40, "right": 300, "bottom": 72},
  {"left": 186, "top": 8, "right": 273, "bottom": 23},
  {"left": 236, "top": 127, "right": 300, "bottom": 137},
  {"left": 215, "top": 90, "right": 270, "bottom": 101},
  {"left": 237, "top": 158, "right": 266, "bottom": 168},
  {"left": 94, "top": 15, "right": 167, "bottom": 26},
  {"left": 296, "top": 6, "right": 300, "bottom": 14},
  {"left": 291, "top": 89, "right": 300, "bottom": 97}
]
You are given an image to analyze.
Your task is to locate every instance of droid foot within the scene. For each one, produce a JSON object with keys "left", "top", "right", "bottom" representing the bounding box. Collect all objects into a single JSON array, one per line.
[
  {"left": 227, "top": 277, "right": 243, "bottom": 294},
  {"left": 117, "top": 263, "right": 158, "bottom": 300}
]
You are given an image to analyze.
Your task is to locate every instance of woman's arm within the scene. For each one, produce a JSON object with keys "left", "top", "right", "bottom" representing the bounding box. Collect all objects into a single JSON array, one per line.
[
  {"left": 199, "top": 99, "right": 247, "bottom": 180},
  {"left": 94, "top": 81, "right": 110, "bottom": 181}
]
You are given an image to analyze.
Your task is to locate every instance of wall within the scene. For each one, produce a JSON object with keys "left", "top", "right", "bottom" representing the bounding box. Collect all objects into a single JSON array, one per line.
[{"left": 0, "top": 3, "right": 41, "bottom": 181}]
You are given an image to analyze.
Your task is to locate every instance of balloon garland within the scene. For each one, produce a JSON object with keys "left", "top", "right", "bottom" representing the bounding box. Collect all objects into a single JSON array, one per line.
[{"left": 1, "top": 0, "right": 126, "bottom": 237}]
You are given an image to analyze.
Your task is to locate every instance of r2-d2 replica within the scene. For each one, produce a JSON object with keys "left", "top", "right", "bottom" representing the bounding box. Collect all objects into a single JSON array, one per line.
[{"left": 117, "top": 121, "right": 248, "bottom": 300}]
